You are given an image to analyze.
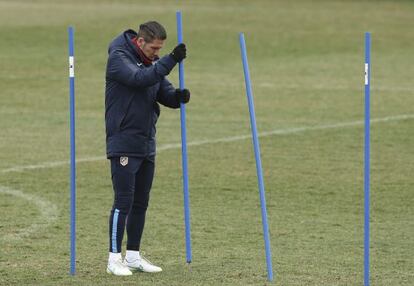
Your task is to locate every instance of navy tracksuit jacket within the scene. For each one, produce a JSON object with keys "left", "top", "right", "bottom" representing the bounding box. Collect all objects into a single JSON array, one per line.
[{"left": 105, "top": 29, "right": 181, "bottom": 158}]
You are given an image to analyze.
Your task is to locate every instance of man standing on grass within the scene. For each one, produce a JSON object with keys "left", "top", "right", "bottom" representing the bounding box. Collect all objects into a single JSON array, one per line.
[{"left": 105, "top": 21, "right": 190, "bottom": 276}]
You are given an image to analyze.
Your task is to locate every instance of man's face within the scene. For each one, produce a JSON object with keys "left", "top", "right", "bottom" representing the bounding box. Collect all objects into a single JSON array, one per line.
[{"left": 137, "top": 37, "right": 164, "bottom": 60}]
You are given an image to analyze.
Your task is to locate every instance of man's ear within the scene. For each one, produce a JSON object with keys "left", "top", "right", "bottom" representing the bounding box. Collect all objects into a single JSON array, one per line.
[{"left": 137, "top": 37, "right": 146, "bottom": 48}]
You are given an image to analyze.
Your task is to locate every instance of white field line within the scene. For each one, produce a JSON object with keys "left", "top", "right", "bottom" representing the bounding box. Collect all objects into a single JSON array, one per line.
[
  {"left": 0, "top": 113, "right": 413, "bottom": 174},
  {"left": 255, "top": 82, "right": 414, "bottom": 92},
  {"left": 0, "top": 186, "right": 59, "bottom": 241}
]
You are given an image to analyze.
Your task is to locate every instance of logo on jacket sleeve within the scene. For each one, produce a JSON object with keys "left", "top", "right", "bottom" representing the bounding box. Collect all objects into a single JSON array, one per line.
[{"left": 120, "top": 157, "right": 128, "bottom": 166}]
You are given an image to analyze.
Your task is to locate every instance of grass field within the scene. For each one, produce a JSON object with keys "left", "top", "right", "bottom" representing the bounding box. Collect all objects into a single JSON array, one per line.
[{"left": 1, "top": 0, "right": 413, "bottom": 285}]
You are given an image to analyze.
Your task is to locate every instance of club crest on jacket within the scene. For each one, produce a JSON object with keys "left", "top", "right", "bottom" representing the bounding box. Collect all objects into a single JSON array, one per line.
[{"left": 120, "top": 157, "right": 128, "bottom": 166}]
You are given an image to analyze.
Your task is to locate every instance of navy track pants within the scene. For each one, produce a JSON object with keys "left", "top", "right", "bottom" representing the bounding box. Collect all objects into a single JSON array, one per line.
[{"left": 108, "top": 156, "right": 155, "bottom": 253}]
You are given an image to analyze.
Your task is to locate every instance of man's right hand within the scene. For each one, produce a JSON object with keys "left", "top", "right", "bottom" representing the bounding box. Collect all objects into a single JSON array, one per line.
[{"left": 170, "top": 43, "right": 186, "bottom": 62}]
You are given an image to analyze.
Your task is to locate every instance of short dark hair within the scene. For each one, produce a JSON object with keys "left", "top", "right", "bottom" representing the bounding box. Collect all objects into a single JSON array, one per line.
[{"left": 138, "top": 21, "right": 167, "bottom": 42}]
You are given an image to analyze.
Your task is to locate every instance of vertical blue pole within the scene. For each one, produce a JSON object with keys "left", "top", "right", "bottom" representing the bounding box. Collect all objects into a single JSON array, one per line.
[
  {"left": 176, "top": 11, "right": 192, "bottom": 264},
  {"left": 239, "top": 33, "right": 273, "bottom": 282},
  {"left": 68, "top": 26, "right": 76, "bottom": 276},
  {"left": 364, "top": 32, "right": 371, "bottom": 286}
]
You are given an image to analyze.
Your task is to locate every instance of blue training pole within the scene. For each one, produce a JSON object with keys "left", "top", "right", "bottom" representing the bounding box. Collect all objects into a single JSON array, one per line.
[
  {"left": 176, "top": 11, "right": 192, "bottom": 264},
  {"left": 239, "top": 33, "right": 273, "bottom": 282},
  {"left": 364, "top": 32, "right": 371, "bottom": 286},
  {"left": 68, "top": 26, "right": 76, "bottom": 276}
]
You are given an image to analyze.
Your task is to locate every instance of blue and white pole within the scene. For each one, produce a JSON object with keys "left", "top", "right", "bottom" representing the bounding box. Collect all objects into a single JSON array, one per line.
[
  {"left": 68, "top": 26, "right": 76, "bottom": 276},
  {"left": 176, "top": 11, "right": 192, "bottom": 264},
  {"left": 364, "top": 32, "right": 371, "bottom": 286},
  {"left": 239, "top": 32, "right": 273, "bottom": 282}
]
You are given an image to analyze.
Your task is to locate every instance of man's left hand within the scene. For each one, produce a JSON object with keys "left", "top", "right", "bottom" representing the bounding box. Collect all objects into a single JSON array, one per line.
[{"left": 175, "top": 89, "right": 190, "bottom": 104}]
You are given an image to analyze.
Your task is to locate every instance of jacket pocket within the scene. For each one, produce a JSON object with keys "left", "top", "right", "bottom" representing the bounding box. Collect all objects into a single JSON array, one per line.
[{"left": 118, "top": 96, "right": 134, "bottom": 131}]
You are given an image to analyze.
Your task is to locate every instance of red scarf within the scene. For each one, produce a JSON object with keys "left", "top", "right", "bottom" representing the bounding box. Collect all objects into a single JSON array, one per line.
[{"left": 131, "top": 37, "right": 153, "bottom": 66}]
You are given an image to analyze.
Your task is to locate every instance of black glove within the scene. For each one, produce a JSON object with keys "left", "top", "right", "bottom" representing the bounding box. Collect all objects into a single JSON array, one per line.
[
  {"left": 175, "top": 88, "right": 190, "bottom": 104},
  {"left": 170, "top": 43, "right": 186, "bottom": 62}
]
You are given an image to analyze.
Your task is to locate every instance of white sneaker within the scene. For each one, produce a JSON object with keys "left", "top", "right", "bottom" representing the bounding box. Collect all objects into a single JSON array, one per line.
[
  {"left": 125, "top": 253, "right": 162, "bottom": 273},
  {"left": 107, "top": 258, "right": 133, "bottom": 276}
]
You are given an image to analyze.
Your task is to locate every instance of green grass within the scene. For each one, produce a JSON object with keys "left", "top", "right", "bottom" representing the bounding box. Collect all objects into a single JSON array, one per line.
[{"left": 1, "top": 0, "right": 414, "bottom": 285}]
